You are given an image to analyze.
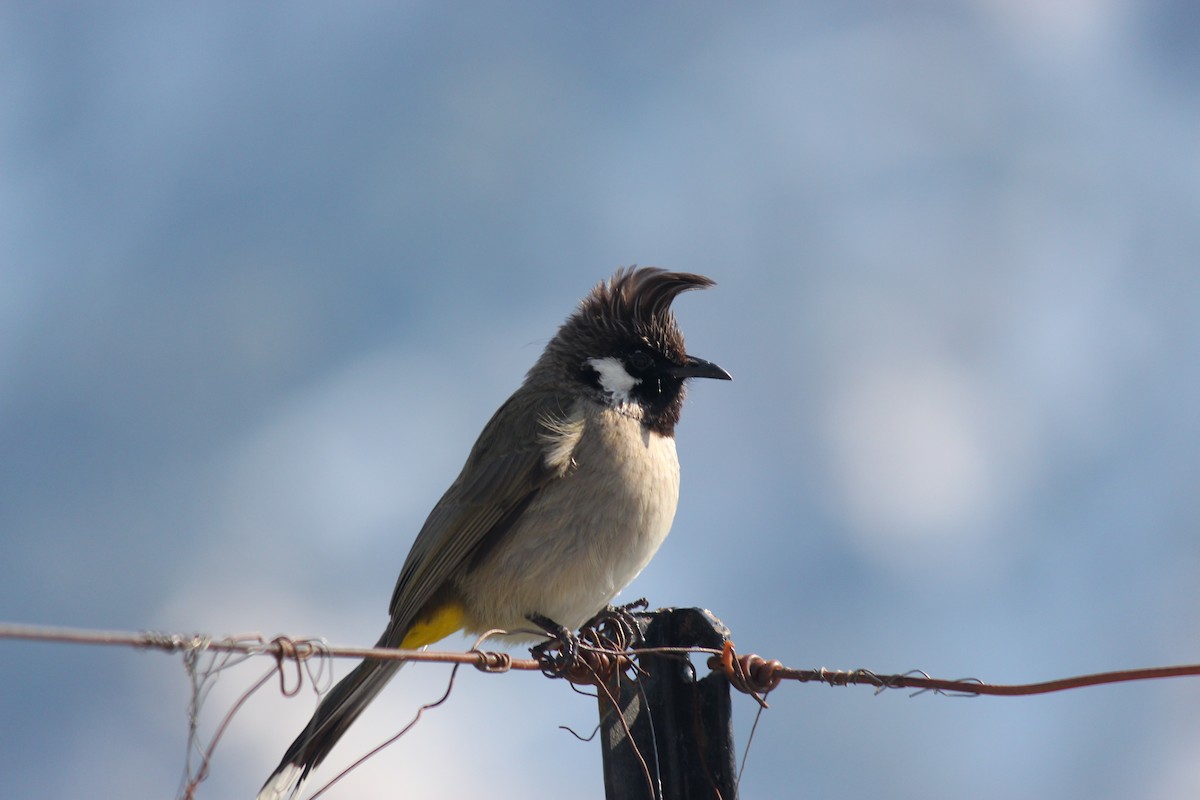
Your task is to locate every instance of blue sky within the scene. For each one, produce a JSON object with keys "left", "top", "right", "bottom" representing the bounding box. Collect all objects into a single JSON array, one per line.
[{"left": 3, "top": 3, "right": 1200, "bottom": 798}]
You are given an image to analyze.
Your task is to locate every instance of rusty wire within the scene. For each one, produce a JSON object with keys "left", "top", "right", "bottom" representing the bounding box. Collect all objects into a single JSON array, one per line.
[
  {"left": 8, "top": 619, "right": 1200, "bottom": 798},
  {"left": 0, "top": 622, "right": 544, "bottom": 671},
  {"left": 178, "top": 634, "right": 275, "bottom": 800},
  {"left": 5, "top": 621, "right": 1200, "bottom": 699},
  {"left": 703, "top": 640, "right": 1200, "bottom": 699}
]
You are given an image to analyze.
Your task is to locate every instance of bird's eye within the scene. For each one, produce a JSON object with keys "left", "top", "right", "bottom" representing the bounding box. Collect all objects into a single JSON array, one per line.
[{"left": 627, "top": 351, "right": 655, "bottom": 372}]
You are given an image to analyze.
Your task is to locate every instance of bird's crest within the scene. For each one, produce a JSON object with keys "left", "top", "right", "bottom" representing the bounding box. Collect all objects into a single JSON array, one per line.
[{"left": 569, "top": 266, "right": 714, "bottom": 358}]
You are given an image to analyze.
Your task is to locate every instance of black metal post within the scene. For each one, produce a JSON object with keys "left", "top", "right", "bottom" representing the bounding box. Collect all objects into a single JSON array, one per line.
[{"left": 597, "top": 607, "right": 737, "bottom": 800}]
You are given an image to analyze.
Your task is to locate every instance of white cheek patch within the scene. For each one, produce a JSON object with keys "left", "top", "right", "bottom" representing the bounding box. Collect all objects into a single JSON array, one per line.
[{"left": 587, "top": 356, "right": 641, "bottom": 403}]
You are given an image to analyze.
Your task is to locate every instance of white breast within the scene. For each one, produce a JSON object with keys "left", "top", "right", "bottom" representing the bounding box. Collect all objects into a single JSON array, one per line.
[{"left": 460, "top": 404, "right": 680, "bottom": 638}]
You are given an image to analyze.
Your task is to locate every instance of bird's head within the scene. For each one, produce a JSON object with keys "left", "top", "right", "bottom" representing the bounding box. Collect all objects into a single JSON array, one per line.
[{"left": 538, "top": 267, "right": 731, "bottom": 435}]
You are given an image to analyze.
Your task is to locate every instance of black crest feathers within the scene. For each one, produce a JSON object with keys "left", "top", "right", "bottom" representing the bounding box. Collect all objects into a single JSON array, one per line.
[
  {"left": 566, "top": 266, "right": 714, "bottom": 361},
  {"left": 590, "top": 267, "right": 715, "bottom": 329}
]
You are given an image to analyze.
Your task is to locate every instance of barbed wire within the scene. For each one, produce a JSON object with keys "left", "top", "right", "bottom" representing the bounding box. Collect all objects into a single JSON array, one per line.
[
  {"left": 6, "top": 618, "right": 1200, "bottom": 798},
  {"left": 6, "top": 619, "right": 1200, "bottom": 699},
  {"left": 0, "top": 623, "right": 545, "bottom": 670}
]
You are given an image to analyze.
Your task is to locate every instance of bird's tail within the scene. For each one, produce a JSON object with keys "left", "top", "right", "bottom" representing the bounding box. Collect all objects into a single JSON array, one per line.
[{"left": 256, "top": 654, "right": 404, "bottom": 800}]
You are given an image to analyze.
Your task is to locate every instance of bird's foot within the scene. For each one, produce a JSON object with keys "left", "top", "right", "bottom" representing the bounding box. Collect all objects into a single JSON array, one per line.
[
  {"left": 527, "top": 613, "right": 580, "bottom": 679},
  {"left": 615, "top": 597, "right": 650, "bottom": 614},
  {"left": 580, "top": 600, "right": 647, "bottom": 653}
]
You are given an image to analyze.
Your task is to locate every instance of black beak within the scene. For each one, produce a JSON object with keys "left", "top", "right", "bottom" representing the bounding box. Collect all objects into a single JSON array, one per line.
[{"left": 667, "top": 355, "right": 732, "bottom": 381}]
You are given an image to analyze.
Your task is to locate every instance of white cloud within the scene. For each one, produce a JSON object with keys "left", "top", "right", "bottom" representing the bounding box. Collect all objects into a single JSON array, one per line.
[{"left": 821, "top": 352, "right": 1031, "bottom": 579}]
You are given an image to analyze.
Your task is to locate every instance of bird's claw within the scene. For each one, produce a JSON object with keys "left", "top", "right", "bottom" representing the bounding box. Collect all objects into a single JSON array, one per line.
[
  {"left": 580, "top": 600, "right": 647, "bottom": 653},
  {"left": 528, "top": 613, "right": 580, "bottom": 679}
]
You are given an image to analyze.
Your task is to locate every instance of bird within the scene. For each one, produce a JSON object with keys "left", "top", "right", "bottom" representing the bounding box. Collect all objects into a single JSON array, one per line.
[{"left": 257, "top": 266, "right": 731, "bottom": 799}]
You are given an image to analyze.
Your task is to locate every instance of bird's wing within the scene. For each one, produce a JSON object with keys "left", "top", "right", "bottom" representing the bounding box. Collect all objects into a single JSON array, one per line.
[{"left": 382, "top": 389, "right": 580, "bottom": 642}]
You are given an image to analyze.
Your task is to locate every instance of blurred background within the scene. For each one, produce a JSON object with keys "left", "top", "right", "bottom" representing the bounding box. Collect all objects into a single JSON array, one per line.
[{"left": 3, "top": 2, "right": 1199, "bottom": 798}]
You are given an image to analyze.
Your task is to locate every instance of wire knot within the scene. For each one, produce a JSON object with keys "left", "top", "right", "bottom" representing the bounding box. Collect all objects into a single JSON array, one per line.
[
  {"left": 472, "top": 649, "right": 513, "bottom": 673},
  {"left": 530, "top": 603, "right": 645, "bottom": 685},
  {"left": 712, "top": 640, "right": 783, "bottom": 708},
  {"left": 270, "top": 636, "right": 325, "bottom": 696}
]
